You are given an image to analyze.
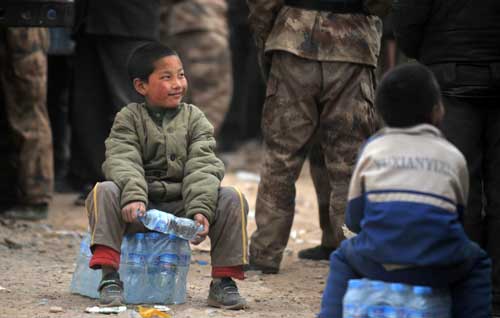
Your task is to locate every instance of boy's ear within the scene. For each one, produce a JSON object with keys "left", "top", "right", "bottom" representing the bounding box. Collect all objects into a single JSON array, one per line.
[{"left": 133, "top": 78, "right": 147, "bottom": 96}]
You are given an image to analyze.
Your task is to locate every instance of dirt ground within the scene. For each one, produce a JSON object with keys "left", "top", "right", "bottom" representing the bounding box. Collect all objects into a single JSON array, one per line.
[{"left": 0, "top": 142, "right": 330, "bottom": 318}]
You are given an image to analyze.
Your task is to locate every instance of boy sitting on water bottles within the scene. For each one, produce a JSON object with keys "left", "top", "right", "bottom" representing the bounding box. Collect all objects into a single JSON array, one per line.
[
  {"left": 84, "top": 42, "right": 249, "bottom": 309},
  {"left": 319, "top": 64, "right": 492, "bottom": 318}
]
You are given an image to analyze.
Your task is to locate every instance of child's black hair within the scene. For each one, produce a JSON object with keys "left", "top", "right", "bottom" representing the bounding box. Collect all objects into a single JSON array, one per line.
[
  {"left": 127, "top": 42, "right": 178, "bottom": 82},
  {"left": 375, "top": 63, "right": 442, "bottom": 128}
]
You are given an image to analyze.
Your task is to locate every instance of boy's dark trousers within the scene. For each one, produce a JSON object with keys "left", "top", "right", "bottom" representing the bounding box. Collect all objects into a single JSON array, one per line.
[
  {"left": 85, "top": 181, "right": 249, "bottom": 267},
  {"left": 319, "top": 239, "right": 492, "bottom": 318}
]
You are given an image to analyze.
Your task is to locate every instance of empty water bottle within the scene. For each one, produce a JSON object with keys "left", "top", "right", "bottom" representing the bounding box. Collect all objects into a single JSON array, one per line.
[
  {"left": 69, "top": 233, "right": 100, "bottom": 298},
  {"left": 343, "top": 279, "right": 368, "bottom": 318},
  {"left": 139, "top": 209, "right": 203, "bottom": 240}
]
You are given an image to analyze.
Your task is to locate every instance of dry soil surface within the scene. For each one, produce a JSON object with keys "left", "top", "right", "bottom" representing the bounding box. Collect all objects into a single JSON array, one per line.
[{"left": 0, "top": 142, "right": 330, "bottom": 318}]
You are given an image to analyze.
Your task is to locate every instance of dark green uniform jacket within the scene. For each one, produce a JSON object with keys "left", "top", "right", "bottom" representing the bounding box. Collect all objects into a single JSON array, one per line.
[{"left": 102, "top": 102, "right": 224, "bottom": 223}]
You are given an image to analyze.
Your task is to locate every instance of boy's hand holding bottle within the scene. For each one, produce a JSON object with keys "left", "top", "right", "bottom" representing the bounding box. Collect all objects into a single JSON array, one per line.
[
  {"left": 121, "top": 201, "right": 146, "bottom": 223},
  {"left": 191, "top": 213, "right": 209, "bottom": 245}
]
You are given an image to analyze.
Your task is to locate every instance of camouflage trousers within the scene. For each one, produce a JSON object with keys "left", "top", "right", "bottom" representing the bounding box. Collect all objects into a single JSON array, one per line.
[
  {"left": 250, "top": 52, "right": 379, "bottom": 269},
  {"left": 0, "top": 27, "right": 53, "bottom": 205}
]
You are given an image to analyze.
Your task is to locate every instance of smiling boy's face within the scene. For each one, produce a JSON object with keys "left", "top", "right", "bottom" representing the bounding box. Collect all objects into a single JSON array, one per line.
[{"left": 134, "top": 55, "right": 188, "bottom": 108}]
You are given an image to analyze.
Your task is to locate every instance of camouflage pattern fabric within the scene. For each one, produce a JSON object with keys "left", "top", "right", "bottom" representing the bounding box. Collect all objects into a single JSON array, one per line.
[
  {"left": 247, "top": 1, "right": 382, "bottom": 66},
  {"left": 249, "top": 52, "right": 380, "bottom": 269},
  {"left": 0, "top": 27, "right": 53, "bottom": 205},
  {"left": 308, "top": 139, "right": 336, "bottom": 248},
  {"left": 159, "top": 0, "right": 232, "bottom": 135}
]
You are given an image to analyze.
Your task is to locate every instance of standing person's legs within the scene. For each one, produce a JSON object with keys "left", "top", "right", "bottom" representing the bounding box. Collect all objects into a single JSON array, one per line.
[
  {"left": 483, "top": 101, "right": 500, "bottom": 310},
  {"left": 441, "top": 96, "right": 484, "bottom": 243},
  {"left": 1, "top": 27, "right": 53, "bottom": 219},
  {"left": 249, "top": 52, "right": 321, "bottom": 272},
  {"left": 319, "top": 63, "right": 380, "bottom": 250},
  {"left": 71, "top": 36, "right": 142, "bottom": 202},
  {"left": 298, "top": 139, "right": 336, "bottom": 260}
]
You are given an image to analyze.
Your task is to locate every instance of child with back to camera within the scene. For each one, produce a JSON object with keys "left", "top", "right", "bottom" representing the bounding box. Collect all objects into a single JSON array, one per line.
[{"left": 319, "top": 64, "right": 491, "bottom": 318}]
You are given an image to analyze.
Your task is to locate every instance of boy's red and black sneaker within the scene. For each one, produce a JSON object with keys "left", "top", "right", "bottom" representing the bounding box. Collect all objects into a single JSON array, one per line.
[{"left": 98, "top": 271, "right": 124, "bottom": 306}]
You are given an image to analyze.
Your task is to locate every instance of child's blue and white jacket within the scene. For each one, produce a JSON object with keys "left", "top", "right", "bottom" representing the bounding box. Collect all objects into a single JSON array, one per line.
[{"left": 346, "top": 124, "right": 472, "bottom": 269}]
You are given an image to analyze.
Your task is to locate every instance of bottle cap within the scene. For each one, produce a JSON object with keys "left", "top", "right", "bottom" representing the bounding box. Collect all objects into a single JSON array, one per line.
[
  {"left": 348, "top": 279, "right": 364, "bottom": 288},
  {"left": 413, "top": 286, "right": 432, "bottom": 295},
  {"left": 390, "top": 283, "right": 408, "bottom": 292}
]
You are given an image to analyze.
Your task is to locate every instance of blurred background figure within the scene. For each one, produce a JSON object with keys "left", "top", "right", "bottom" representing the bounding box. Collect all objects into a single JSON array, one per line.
[
  {"left": 69, "top": 0, "right": 160, "bottom": 205},
  {"left": 0, "top": 27, "right": 53, "bottom": 220},
  {"left": 47, "top": 27, "right": 74, "bottom": 192},
  {"left": 218, "top": 0, "right": 265, "bottom": 151},
  {"left": 393, "top": 0, "right": 500, "bottom": 315},
  {"left": 376, "top": 13, "right": 408, "bottom": 79},
  {"left": 159, "top": 0, "right": 232, "bottom": 137}
]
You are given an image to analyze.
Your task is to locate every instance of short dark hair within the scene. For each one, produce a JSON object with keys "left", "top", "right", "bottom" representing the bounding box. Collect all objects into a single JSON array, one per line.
[
  {"left": 127, "top": 42, "right": 177, "bottom": 82},
  {"left": 375, "top": 63, "right": 441, "bottom": 127}
]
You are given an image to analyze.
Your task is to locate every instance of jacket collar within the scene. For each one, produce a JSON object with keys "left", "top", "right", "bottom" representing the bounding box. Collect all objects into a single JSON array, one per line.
[{"left": 376, "top": 124, "right": 443, "bottom": 138}]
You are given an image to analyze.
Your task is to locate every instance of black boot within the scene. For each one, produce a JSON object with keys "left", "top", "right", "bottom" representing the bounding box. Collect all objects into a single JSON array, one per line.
[{"left": 298, "top": 245, "right": 334, "bottom": 261}]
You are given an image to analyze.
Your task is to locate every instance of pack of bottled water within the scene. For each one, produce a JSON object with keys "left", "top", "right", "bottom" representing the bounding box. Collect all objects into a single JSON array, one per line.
[
  {"left": 343, "top": 279, "right": 451, "bottom": 318},
  {"left": 70, "top": 210, "right": 203, "bottom": 304}
]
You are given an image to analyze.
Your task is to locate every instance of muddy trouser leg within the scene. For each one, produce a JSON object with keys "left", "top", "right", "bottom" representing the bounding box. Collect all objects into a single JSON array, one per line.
[
  {"left": 308, "top": 138, "right": 335, "bottom": 248},
  {"left": 208, "top": 187, "right": 249, "bottom": 266},
  {"left": 0, "top": 27, "right": 53, "bottom": 205},
  {"left": 319, "top": 62, "right": 380, "bottom": 249},
  {"left": 249, "top": 52, "right": 321, "bottom": 269},
  {"left": 85, "top": 182, "right": 147, "bottom": 254}
]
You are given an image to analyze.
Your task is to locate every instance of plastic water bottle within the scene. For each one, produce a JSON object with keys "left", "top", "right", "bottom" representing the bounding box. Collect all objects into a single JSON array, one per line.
[
  {"left": 174, "top": 236, "right": 191, "bottom": 304},
  {"left": 408, "top": 286, "right": 433, "bottom": 318},
  {"left": 124, "top": 233, "right": 147, "bottom": 304},
  {"left": 367, "top": 281, "right": 390, "bottom": 318},
  {"left": 343, "top": 279, "right": 368, "bottom": 318},
  {"left": 386, "top": 283, "right": 409, "bottom": 318},
  {"left": 69, "top": 233, "right": 100, "bottom": 298},
  {"left": 139, "top": 209, "right": 203, "bottom": 240}
]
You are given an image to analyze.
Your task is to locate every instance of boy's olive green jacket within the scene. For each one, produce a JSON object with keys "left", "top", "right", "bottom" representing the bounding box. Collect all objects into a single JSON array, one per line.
[{"left": 102, "top": 102, "right": 224, "bottom": 223}]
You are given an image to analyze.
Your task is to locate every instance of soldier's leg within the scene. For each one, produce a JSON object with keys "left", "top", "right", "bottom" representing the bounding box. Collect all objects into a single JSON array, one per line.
[
  {"left": 319, "top": 63, "right": 379, "bottom": 249},
  {"left": 298, "top": 138, "right": 336, "bottom": 260},
  {"left": 167, "top": 30, "right": 232, "bottom": 135},
  {"left": 249, "top": 52, "right": 321, "bottom": 271},
  {"left": 1, "top": 28, "right": 53, "bottom": 217}
]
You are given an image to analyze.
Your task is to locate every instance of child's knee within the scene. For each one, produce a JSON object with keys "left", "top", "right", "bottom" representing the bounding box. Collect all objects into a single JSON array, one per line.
[{"left": 219, "top": 186, "right": 248, "bottom": 217}]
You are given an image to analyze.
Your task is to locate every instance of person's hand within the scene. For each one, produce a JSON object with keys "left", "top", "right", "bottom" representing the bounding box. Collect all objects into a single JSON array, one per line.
[
  {"left": 121, "top": 201, "right": 146, "bottom": 223},
  {"left": 191, "top": 213, "right": 209, "bottom": 245}
]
